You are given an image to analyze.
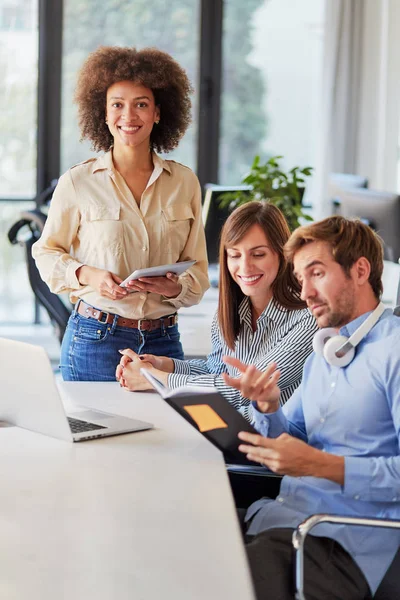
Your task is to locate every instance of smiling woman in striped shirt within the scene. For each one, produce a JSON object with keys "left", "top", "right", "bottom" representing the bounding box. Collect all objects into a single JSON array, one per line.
[{"left": 117, "top": 201, "right": 317, "bottom": 420}]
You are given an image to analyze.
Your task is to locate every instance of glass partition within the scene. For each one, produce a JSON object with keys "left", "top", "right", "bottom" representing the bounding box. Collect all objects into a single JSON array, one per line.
[
  {"left": 0, "top": 0, "right": 38, "bottom": 198},
  {"left": 0, "top": 0, "right": 38, "bottom": 323},
  {"left": 220, "top": 0, "right": 325, "bottom": 187}
]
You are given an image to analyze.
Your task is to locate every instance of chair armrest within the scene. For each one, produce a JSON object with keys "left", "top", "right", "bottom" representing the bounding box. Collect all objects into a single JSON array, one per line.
[{"left": 292, "top": 514, "right": 400, "bottom": 600}]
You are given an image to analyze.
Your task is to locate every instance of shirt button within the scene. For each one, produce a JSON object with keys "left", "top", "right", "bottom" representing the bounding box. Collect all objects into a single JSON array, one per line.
[
  {"left": 320, "top": 418, "right": 325, "bottom": 423},
  {"left": 354, "top": 495, "right": 360, "bottom": 500},
  {"left": 392, "top": 497, "right": 397, "bottom": 502},
  {"left": 277, "top": 496, "right": 284, "bottom": 503},
  {"left": 142, "top": 246, "right": 147, "bottom": 251},
  {"left": 330, "top": 382, "right": 335, "bottom": 388},
  {"left": 140, "top": 294, "right": 145, "bottom": 300}
]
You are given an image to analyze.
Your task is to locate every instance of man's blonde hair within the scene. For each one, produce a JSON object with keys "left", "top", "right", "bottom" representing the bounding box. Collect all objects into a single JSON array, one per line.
[{"left": 284, "top": 216, "right": 384, "bottom": 299}]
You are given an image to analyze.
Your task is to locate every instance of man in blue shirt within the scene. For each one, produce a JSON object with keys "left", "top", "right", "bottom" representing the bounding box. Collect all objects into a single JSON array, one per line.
[{"left": 223, "top": 216, "right": 400, "bottom": 600}]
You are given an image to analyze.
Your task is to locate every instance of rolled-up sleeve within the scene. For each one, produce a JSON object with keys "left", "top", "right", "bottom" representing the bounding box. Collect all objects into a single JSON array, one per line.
[{"left": 164, "top": 177, "right": 209, "bottom": 309}]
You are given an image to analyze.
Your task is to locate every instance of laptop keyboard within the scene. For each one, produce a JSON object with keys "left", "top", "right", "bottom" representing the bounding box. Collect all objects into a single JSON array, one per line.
[{"left": 67, "top": 417, "right": 107, "bottom": 434}]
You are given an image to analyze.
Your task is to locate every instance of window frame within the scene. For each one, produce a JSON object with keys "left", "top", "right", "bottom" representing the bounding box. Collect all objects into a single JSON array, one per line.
[{"left": 0, "top": 0, "right": 222, "bottom": 205}]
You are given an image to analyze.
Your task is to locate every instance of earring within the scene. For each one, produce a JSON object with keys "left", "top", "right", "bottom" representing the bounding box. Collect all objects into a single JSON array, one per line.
[{"left": 155, "top": 120, "right": 160, "bottom": 125}]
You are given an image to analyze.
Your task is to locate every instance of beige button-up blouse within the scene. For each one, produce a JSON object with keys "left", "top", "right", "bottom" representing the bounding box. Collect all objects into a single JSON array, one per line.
[{"left": 32, "top": 151, "right": 209, "bottom": 319}]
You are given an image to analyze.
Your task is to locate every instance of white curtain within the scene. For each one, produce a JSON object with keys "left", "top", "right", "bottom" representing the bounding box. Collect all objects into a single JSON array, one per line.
[
  {"left": 314, "top": 0, "right": 400, "bottom": 218},
  {"left": 313, "top": 0, "right": 365, "bottom": 218}
]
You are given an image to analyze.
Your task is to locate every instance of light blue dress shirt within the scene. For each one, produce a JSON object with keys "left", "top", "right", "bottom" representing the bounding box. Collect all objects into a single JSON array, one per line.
[{"left": 248, "top": 308, "right": 400, "bottom": 594}]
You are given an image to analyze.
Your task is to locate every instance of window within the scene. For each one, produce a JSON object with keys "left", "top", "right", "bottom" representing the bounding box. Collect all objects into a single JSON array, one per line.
[
  {"left": 0, "top": 0, "right": 38, "bottom": 198},
  {"left": 220, "top": 0, "right": 325, "bottom": 187},
  {"left": 0, "top": 0, "right": 38, "bottom": 323},
  {"left": 61, "top": 0, "right": 200, "bottom": 174}
]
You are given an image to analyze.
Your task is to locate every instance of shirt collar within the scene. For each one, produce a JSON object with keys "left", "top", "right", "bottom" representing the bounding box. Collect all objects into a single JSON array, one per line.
[
  {"left": 238, "top": 296, "right": 290, "bottom": 328},
  {"left": 339, "top": 306, "right": 390, "bottom": 337},
  {"left": 91, "top": 150, "right": 172, "bottom": 176},
  {"left": 91, "top": 151, "right": 114, "bottom": 174}
]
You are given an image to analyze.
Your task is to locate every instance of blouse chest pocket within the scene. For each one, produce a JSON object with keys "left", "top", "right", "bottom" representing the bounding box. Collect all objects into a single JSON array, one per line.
[
  {"left": 85, "top": 204, "right": 121, "bottom": 222},
  {"left": 161, "top": 205, "right": 194, "bottom": 254},
  {"left": 80, "top": 203, "right": 123, "bottom": 255}
]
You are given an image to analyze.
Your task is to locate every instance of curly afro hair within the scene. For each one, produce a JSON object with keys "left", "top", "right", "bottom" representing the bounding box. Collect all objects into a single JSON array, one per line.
[{"left": 74, "top": 46, "right": 193, "bottom": 154}]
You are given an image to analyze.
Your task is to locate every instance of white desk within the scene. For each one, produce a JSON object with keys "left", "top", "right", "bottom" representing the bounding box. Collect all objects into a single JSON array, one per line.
[{"left": 0, "top": 382, "right": 255, "bottom": 600}]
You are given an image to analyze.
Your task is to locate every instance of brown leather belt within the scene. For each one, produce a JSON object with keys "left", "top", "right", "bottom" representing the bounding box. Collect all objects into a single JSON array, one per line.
[{"left": 77, "top": 301, "right": 178, "bottom": 331}]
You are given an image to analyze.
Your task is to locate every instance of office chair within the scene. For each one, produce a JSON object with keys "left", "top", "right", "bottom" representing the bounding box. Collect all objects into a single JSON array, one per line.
[
  {"left": 227, "top": 463, "right": 282, "bottom": 507},
  {"left": 7, "top": 181, "right": 72, "bottom": 344},
  {"left": 293, "top": 514, "right": 400, "bottom": 600}
]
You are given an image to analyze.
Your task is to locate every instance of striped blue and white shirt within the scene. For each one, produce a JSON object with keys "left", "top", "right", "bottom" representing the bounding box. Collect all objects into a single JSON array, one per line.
[{"left": 168, "top": 297, "right": 317, "bottom": 421}]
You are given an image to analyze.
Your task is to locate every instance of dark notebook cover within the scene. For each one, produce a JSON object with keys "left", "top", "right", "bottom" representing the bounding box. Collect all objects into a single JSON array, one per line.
[{"left": 141, "top": 370, "right": 258, "bottom": 465}]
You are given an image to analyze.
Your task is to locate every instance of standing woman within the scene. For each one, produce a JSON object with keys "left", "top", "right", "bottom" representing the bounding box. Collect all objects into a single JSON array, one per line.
[
  {"left": 117, "top": 202, "right": 317, "bottom": 421},
  {"left": 33, "top": 46, "right": 209, "bottom": 381}
]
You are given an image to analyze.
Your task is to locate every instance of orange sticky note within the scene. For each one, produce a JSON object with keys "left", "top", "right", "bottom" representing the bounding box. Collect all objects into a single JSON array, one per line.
[{"left": 183, "top": 404, "right": 228, "bottom": 432}]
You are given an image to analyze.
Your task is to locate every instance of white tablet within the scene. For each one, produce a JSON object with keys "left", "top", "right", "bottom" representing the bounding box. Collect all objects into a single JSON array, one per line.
[{"left": 120, "top": 260, "right": 196, "bottom": 287}]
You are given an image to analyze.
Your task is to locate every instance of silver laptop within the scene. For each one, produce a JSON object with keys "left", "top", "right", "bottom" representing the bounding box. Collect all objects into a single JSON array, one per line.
[{"left": 0, "top": 338, "right": 153, "bottom": 442}]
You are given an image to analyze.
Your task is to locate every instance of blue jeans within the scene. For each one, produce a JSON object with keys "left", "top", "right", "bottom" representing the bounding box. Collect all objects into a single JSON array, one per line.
[{"left": 60, "top": 305, "right": 184, "bottom": 381}]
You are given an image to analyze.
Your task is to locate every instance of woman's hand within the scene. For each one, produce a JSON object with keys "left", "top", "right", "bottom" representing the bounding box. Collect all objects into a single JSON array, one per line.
[
  {"left": 116, "top": 351, "right": 174, "bottom": 378},
  {"left": 125, "top": 273, "right": 182, "bottom": 298},
  {"left": 115, "top": 349, "right": 153, "bottom": 391},
  {"left": 77, "top": 265, "right": 127, "bottom": 300},
  {"left": 222, "top": 357, "right": 281, "bottom": 413},
  {"left": 138, "top": 354, "right": 175, "bottom": 372}
]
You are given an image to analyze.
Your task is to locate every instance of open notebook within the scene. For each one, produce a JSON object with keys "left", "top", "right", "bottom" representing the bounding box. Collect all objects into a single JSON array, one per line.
[{"left": 141, "top": 369, "right": 257, "bottom": 464}]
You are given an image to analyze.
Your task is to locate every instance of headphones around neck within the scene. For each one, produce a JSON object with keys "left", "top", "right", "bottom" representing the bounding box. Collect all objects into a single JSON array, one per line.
[{"left": 312, "top": 302, "right": 386, "bottom": 367}]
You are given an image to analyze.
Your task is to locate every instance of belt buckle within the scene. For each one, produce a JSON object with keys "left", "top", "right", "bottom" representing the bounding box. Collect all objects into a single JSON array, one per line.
[
  {"left": 137, "top": 318, "right": 148, "bottom": 331},
  {"left": 98, "top": 311, "right": 110, "bottom": 324},
  {"left": 168, "top": 314, "right": 177, "bottom": 327}
]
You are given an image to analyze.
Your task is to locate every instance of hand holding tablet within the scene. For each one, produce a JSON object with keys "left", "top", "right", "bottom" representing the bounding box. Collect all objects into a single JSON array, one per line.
[{"left": 120, "top": 260, "right": 196, "bottom": 288}]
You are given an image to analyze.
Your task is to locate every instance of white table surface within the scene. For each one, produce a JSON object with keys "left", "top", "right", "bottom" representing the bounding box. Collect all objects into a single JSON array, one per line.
[{"left": 0, "top": 382, "right": 255, "bottom": 600}]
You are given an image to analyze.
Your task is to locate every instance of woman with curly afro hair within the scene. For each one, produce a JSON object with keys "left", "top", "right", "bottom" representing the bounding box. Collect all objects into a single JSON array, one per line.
[{"left": 33, "top": 46, "right": 209, "bottom": 382}]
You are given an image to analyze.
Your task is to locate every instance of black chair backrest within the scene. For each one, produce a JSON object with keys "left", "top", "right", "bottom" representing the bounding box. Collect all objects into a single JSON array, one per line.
[{"left": 8, "top": 208, "right": 71, "bottom": 344}]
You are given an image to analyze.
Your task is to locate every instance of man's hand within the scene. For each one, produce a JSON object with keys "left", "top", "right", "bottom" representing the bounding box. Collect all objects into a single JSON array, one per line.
[
  {"left": 222, "top": 357, "right": 281, "bottom": 413},
  {"left": 125, "top": 273, "right": 182, "bottom": 298},
  {"left": 77, "top": 265, "right": 127, "bottom": 300},
  {"left": 238, "top": 431, "right": 344, "bottom": 484}
]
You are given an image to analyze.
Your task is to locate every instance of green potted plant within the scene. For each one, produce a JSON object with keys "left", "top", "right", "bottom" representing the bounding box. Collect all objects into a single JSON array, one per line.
[{"left": 219, "top": 155, "right": 314, "bottom": 231}]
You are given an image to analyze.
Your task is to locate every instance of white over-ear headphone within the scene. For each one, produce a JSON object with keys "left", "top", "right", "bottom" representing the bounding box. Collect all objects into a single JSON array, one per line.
[{"left": 313, "top": 302, "right": 386, "bottom": 367}]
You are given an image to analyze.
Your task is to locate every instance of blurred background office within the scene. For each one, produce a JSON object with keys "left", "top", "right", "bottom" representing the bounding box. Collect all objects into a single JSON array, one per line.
[{"left": 1, "top": 0, "right": 399, "bottom": 353}]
